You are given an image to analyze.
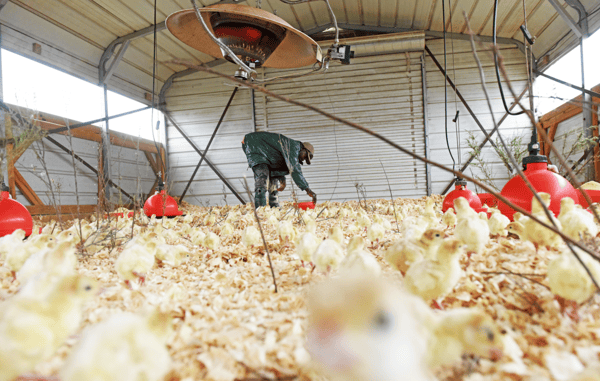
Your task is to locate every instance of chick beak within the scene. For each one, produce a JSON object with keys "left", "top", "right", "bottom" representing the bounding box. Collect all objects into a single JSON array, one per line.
[{"left": 489, "top": 347, "right": 503, "bottom": 361}]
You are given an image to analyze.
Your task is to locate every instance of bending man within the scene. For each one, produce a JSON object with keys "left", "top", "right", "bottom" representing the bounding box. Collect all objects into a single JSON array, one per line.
[{"left": 242, "top": 131, "right": 316, "bottom": 208}]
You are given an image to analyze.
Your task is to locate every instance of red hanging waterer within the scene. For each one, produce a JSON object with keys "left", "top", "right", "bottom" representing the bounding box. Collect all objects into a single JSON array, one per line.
[
  {"left": 143, "top": 180, "right": 183, "bottom": 218},
  {"left": 0, "top": 182, "right": 33, "bottom": 237},
  {"left": 442, "top": 178, "right": 486, "bottom": 213}
]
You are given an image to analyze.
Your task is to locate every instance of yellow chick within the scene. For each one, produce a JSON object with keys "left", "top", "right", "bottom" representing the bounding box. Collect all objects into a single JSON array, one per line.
[
  {"left": 267, "top": 214, "right": 279, "bottom": 226},
  {"left": 296, "top": 232, "right": 321, "bottom": 267},
  {"left": 0, "top": 274, "right": 99, "bottom": 381},
  {"left": 203, "top": 213, "right": 216, "bottom": 226},
  {"left": 242, "top": 226, "right": 262, "bottom": 248},
  {"left": 220, "top": 222, "right": 235, "bottom": 236},
  {"left": 115, "top": 244, "right": 155, "bottom": 288},
  {"left": 183, "top": 213, "right": 194, "bottom": 224},
  {"left": 384, "top": 229, "right": 445, "bottom": 275},
  {"left": 426, "top": 308, "right": 504, "bottom": 368},
  {"left": 507, "top": 221, "right": 524, "bottom": 239},
  {"left": 60, "top": 308, "right": 172, "bottom": 381},
  {"left": 512, "top": 211, "right": 528, "bottom": 224},
  {"left": 56, "top": 229, "right": 79, "bottom": 244},
  {"left": 5, "top": 234, "right": 57, "bottom": 277},
  {"left": 453, "top": 197, "right": 479, "bottom": 220},
  {"left": 356, "top": 213, "right": 372, "bottom": 229},
  {"left": 0, "top": 228, "right": 25, "bottom": 260},
  {"left": 558, "top": 197, "right": 598, "bottom": 240},
  {"left": 441, "top": 208, "right": 457, "bottom": 228},
  {"left": 367, "top": 223, "right": 385, "bottom": 247},
  {"left": 155, "top": 244, "right": 190, "bottom": 267},
  {"left": 17, "top": 241, "right": 76, "bottom": 291},
  {"left": 404, "top": 238, "right": 464, "bottom": 307},
  {"left": 582, "top": 181, "right": 600, "bottom": 190},
  {"left": 522, "top": 193, "right": 563, "bottom": 250},
  {"left": 278, "top": 220, "right": 295, "bottom": 244},
  {"left": 547, "top": 246, "right": 600, "bottom": 320},
  {"left": 488, "top": 212, "right": 511, "bottom": 237},
  {"left": 454, "top": 208, "right": 490, "bottom": 255},
  {"left": 313, "top": 239, "right": 345, "bottom": 273},
  {"left": 203, "top": 232, "right": 220, "bottom": 251},
  {"left": 328, "top": 225, "right": 344, "bottom": 245},
  {"left": 304, "top": 218, "right": 317, "bottom": 234},
  {"left": 347, "top": 236, "right": 366, "bottom": 255},
  {"left": 189, "top": 229, "right": 206, "bottom": 246},
  {"left": 340, "top": 249, "right": 381, "bottom": 277},
  {"left": 305, "top": 273, "right": 433, "bottom": 381}
]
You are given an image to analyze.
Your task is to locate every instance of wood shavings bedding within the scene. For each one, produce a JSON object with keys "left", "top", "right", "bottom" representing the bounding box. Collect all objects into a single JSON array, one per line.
[{"left": 1, "top": 195, "right": 599, "bottom": 381}]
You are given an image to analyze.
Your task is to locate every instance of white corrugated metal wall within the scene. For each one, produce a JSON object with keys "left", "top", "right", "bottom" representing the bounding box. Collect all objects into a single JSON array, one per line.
[
  {"left": 425, "top": 39, "right": 529, "bottom": 195},
  {"left": 165, "top": 63, "right": 252, "bottom": 206},
  {"left": 255, "top": 52, "right": 427, "bottom": 203}
]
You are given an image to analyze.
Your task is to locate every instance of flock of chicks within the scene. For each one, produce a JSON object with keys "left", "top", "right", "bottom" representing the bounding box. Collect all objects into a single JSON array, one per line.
[{"left": 0, "top": 188, "right": 599, "bottom": 381}]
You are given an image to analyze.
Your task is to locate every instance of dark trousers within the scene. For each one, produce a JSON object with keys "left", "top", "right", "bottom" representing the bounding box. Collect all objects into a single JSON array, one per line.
[{"left": 252, "top": 164, "right": 283, "bottom": 207}]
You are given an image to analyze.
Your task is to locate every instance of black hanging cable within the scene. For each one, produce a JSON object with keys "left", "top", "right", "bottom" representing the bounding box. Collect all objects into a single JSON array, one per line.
[
  {"left": 150, "top": 0, "right": 166, "bottom": 185},
  {"left": 442, "top": 0, "right": 456, "bottom": 172},
  {"left": 493, "top": 0, "right": 526, "bottom": 116}
]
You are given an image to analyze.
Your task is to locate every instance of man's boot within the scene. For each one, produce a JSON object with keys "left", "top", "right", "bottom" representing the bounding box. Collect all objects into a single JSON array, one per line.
[
  {"left": 255, "top": 188, "right": 267, "bottom": 208},
  {"left": 269, "top": 190, "right": 280, "bottom": 208}
]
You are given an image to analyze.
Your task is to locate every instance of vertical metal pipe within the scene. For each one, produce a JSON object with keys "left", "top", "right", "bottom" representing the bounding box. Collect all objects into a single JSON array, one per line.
[
  {"left": 102, "top": 84, "right": 111, "bottom": 203},
  {"left": 163, "top": 112, "right": 169, "bottom": 184},
  {"left": 421, "top": 54, "right": 431, "bottom": 196},
  {"left": 580, "top": 38, "right": 594, "bottom": 181},
  {"left": 251, "top": 88, "right": 257, "bottom": 132},
  {"left": 180, "top": 86, "right": 238, "bottom": 201},
  {"left": 0, "top": 26, "right": 5, "bottom": 185}
]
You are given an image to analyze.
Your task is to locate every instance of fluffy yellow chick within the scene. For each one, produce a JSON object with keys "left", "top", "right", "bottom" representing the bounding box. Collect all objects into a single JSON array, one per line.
[
  {"left": 347, "top": 236, "right": 366, "bottom": 255},
  {"left": 404, "top": 238, "right": 464, "bottom": 307},
  {"left": 488, "top": 212, "right": 511, "bottom": 237},
  {"left": 507, "top": 221, "right": 524, "bottom": 239},
  {"left": 155, "top": 244, "right": 190, "bottom": 267},
  {"left": 442, "top": 208, "right": 457, "bottom": 228},
  {"left": 454, "top": 208, "right": 490, "bottom": 255},
  {"left": 17, "top": 241, "right": 76, "bottom": 289},
  {"left": 547, "top": 247, "right": 600, "bottom": 320},
  {"left": 367, "top": 223, "right": 385, "bottom": 247},
  {"left": 582, "top": 181, "right": 600, "bottom": 190},
  {"left": 328, "top": 225, "right": 344, "bottom": 245},
  {"left": 305, "top": 273, "right": 433, "bottom": 381},
  {"left": 0, "top": 228, "right": 25, "bottom": 260},
  {"left": 183, "top": 213, "right": 194, "bottom": 224},
  {"left": 453, "top": 197, "right": 479, "bottom": 220},
  {"left": 356, "top": 212, "right": 371, "bottom": 229},
  {"left": 304, "top": 218, "right": 317, "bottom": 234},
  {"left": 60, "top": 308, "right": 172, "bottom": 381},
  {"left": 296, "top": 232, "right": 321, "bottom": 267},
  {"left": 242, "top": 226, "right": 261, "bottom": 248},
  {"left": 313, "top": 239, "right": 345, "bottom": 273},
  {"left": 278, "top": 220, "right": 295, "bottom": 244},
  {"left": 384, "top": 229, "right": 445, "bottom": 275},
  {"left": 340, "top": 249, "right": 381, "bottom": 277},
  {"left": 0, "top": 274, "right": 99, "bottom": 381},
  {"left": 558, "top": 197, "right": 599, "bottom": 240},
  {"left": 5, "top": 234, "right": 57, "bottom": 277},
  {"left": 115, "top": 244, "right": 155, "bottom": 288},
  {"left": 426, "top": 308, "right": 504, "bottom": 368},
  {"left": 56, "top": 229, "right": 79, "bottom": 244},
  {"left": 220, "top": 222, "right": 235, "bottom": 236},
  {"left": 522, "top": 193, "right": 563, "bottom": 250},
  {"left": 203, "top": 213, "right": 216, "bottom": 226},
  {"left": 189, "top": 229, "right": 206, "bottom": 246},
  {"left": 203, "top": 232, "right": 220, "bottom": 251}
]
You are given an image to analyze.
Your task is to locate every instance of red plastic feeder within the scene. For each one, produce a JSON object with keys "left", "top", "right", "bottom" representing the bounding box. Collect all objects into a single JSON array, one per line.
[
  {"left": 0, "top": 184, "right": 33, "bottom": 237},
  {"left": 143, "top": 190, "right": 183, "bottom": 218},
  {"left": 297, "top": 201, "right": 315, "bottom": 210},
  {"left": 442, "top": 179, "right": 485, "bottom": 213}
]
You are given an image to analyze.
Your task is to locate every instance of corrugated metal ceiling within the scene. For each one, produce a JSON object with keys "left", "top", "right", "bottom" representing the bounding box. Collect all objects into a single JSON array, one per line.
[{"left": 4, "top": 0, "right": 599, "bottom": 88}]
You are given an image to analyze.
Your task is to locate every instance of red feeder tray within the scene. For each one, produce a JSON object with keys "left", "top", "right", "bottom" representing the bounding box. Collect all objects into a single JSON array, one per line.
[
  {"left": 297, "top": 201, "right": 315, "bottom": 210},
  {"left": 143, "top": 190, "right": 183, "bottom": 218},
  {"left": 0, "top": 188, "right": 33, "bottom": 238}
]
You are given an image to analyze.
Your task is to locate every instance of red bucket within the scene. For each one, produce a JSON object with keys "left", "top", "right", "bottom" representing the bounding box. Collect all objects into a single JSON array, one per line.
[{"left": 297, "top": 201, "right": 315, "bottom": 210}]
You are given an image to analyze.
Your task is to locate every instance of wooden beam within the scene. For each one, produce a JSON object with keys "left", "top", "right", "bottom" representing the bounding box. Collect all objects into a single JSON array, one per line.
[
  {"left": 146, "top": 178, "right": 159, "bottom": 200},
  {"left": 13, "top": 168, "right": 43, "bottom": 205},
  {"left": 26, "top": 204, "right": 97, "bottom": 216},
  {"left": 545, "top": 123, "right": 559, "bottom": 158}
]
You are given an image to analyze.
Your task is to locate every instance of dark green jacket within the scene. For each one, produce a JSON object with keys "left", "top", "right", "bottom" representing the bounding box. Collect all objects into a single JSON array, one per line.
[{"left": 242, "top": 131, "right": 309, "bottom": 191}]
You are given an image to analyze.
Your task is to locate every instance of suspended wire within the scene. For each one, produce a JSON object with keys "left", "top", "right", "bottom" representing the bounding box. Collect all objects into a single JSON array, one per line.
[
  {"left": 442, "top": 0, "right": 456, "bottom": 171},
  {"left": 150, "top": 0, "right": 166, "bottom": 180},
  {"left": 493, "top": 0, "right": 526, "bottom": 116},
  {"left": 448, "top": 0, "right": 461, "bottom": 170}
]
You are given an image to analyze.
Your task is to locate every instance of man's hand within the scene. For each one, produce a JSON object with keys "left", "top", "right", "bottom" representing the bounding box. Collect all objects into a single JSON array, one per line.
[{"left": 306, "top": 188, "right": 317, "bottom": 204}]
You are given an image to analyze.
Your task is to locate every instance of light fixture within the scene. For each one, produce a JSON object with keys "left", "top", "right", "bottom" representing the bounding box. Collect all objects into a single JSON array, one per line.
[{"left": 166, "top": 3, "right": 322, "bottom": 69}]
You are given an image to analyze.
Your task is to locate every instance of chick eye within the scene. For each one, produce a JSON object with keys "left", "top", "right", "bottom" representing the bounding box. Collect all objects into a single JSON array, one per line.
[
  {"left": 373, "top": 310, "right": 393, "bottom": 331},
  {"left": 435, "top": 233, "right": 441, "bottom": 238},
  {"left": 85, "top": 285, "right": 92, "bottom": 291}
]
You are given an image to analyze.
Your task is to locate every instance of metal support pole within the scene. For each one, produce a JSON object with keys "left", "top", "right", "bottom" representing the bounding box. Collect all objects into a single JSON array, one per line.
[
  {"left": 425, "top": 46, "right": 506, "bottom": 163},
  {"left": 180, "top": 87, "right": 238, "bottom": 201},
  {"left": 546, "top": 0, "right": 584, "bottom": 38},
  {"left": 533, "top": 69, "right": 600, "bottom": 99},
  {"left": 45, "top": 136, "right": 133, "bottom": 200},
  {"left": 441, "top": 86, "right": 530, "bottom": 194},
  {"left": 46, "top": 105, "right": 150, "bottom": 135},
  {"left": 100, "top": 40, "right": 130, "bottom": 85},
  {"left": 101, "top": 85, "right": 111, "bottom": 203},
  {"left": 0, "top": 25, "right": 5, "bottom": 185},
  {"left": 580, "top": 38, "right": 594, "bottom": 181},
  {"left": 164, "top": 112, "right": 245, "bottom": 203},
  {"left": 421, "top": 54, "right": 431, "bottom": 196}
]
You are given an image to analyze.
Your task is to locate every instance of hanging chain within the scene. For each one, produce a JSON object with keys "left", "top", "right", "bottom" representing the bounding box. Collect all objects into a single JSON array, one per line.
[{"left": 256, "top": 0, "right": 262, "bottom": 9}]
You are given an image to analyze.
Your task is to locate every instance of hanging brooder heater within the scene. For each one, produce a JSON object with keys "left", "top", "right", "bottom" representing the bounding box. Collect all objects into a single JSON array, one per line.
[
  {"left": 143, "top": 180, "right": 184, "bottom": 218},
  {"left": 0, "top": 182, "right": 33, "bottom": 237},
  {"left": 166, "top": 3, "right": 322, "bottom": 69}
]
